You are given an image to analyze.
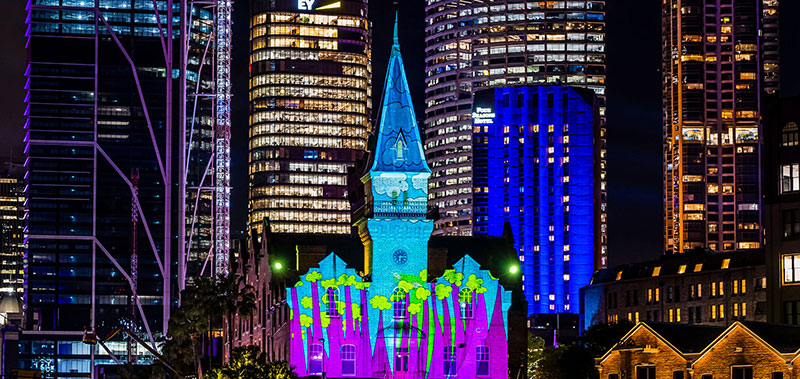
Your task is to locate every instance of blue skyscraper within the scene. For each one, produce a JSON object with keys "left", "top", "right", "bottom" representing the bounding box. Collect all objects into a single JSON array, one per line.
[{"left": 472, "top": 86, "right": 601, "bottom": 315}]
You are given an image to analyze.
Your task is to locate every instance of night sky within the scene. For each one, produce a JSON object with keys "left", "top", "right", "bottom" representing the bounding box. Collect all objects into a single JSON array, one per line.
[{"left": 2, "top": 0, "right": 799, "bottom": 267}]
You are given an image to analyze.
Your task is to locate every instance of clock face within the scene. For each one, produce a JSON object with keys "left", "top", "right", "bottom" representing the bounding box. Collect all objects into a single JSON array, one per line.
[{"left": 392, "top": 249, "right": 409, "bottom": 266}]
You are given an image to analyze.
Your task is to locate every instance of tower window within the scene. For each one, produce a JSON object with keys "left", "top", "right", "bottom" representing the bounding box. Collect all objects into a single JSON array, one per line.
[
  {"left": 459, "top": 288, "right": 474, "bottom": 319},
  {"left": 391, "top": 288, "right": 407, "bottom": 319},
  {"left": 326, "top": 287, "right": 340, "bottom": 317}
]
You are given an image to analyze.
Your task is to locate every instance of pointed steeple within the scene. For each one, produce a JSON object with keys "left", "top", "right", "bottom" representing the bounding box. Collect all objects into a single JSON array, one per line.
[
  {"left": 370, "top": 15, "right": 430, "bottom": 175},
  {"left": 392, "top": 12, "right": 399, "bottom": 47}
]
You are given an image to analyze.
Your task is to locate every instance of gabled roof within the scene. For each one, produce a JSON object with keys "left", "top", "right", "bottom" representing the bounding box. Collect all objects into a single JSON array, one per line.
[
  {"left": 645, "top": 323, "right": 725, "bottom": 354},
  {"left": 692, "top": 322, "right": 791, "bottom": 367},
  {"left": 596, "top": 322, "right": 724, "bottom": 365},
  {"left": 741, "top": 321, "right": 800, "bottom": 354},
  {"left": 370, "top": 15, "right": 430, "bottom": 174}
]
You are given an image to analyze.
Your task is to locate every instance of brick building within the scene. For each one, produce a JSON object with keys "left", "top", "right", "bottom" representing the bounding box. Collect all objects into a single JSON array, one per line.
[
  {"left": 580, "top": 249, "right": 767, "bottom": 330},
  {"left": 596, "top": 321, "right": 800, "bottom": 379}
]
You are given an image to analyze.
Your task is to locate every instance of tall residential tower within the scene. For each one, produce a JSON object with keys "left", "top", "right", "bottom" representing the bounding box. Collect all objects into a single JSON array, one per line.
[
  {"left": 424, "top": 0, "right": 608, "bottom": 266},
  {"left": 662, "top": 0, "right": 779, "bottom": 254},
  {"left": 248, "top": 0, "right": 371, "bottom": 235}
]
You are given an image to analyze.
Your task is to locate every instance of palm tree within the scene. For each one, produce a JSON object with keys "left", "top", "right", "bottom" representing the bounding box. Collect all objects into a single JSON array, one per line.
[{"left": 163, "top": 274, "right": 256, "bottom": 379}]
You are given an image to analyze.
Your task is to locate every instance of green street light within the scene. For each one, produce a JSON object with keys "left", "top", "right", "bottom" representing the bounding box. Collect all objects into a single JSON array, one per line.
[
  {"left": 509, "top": 265, "right": 519, "bottom": 274},
  {"left": 274, "top": 262, "right": 283, "bottom": 271}
]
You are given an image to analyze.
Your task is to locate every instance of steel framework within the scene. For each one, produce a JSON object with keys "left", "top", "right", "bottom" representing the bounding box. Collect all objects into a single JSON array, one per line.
[{"left": 24, "top": 0, "right": 231, "bottom": 375}]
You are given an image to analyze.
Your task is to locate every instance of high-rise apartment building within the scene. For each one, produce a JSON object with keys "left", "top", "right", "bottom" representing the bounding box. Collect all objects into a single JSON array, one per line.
[
  {"left": 765, "top": 96, "right": 800, "bottom": 325},
  {"left": 662, "top": 0, "right": 779, "bottom": 254},
  {"left": 0, "top": 162, "right": 25, "bottom": 294},
  {"left": 424, "top": 0, "right": 607, "bottom": 256},
  {"left": 248, "top": 0, "right": 371, "bottom": 235},
  {"left": 473, "top": 86, "right": 601, "bottom": 315},
  {"left": 24, "top": 0, "right": 215, "bottom": 375}
]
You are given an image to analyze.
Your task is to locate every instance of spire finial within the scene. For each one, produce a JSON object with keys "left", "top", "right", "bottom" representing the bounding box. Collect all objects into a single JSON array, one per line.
[{"left": 393, "top": 12, "right": 399, "bottom": 46}]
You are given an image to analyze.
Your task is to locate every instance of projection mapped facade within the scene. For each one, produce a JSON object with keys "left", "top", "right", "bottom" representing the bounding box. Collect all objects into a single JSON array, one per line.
[{"left": 285, "top": 18, "right": 512, "bottom": 378}]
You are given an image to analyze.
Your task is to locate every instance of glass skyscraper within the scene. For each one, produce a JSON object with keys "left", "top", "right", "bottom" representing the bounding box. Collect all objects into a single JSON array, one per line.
[
  {"left": 662, "top": 0, "right": 779, "bottom": 254},
  {"left": 0, "top": 162, "right": 25, "bottom": 295},
  {"left": 424, "top": 0, "right": 607, "bottom": 266},
  {"left": 24, "top": 0, "right": 214, "bottom": 375},
  {"left": 473, "top": 86, "right": 600, "bottom": 315},
  {"left": 248, "top": 0, "right": 371, "bottom": 235}
]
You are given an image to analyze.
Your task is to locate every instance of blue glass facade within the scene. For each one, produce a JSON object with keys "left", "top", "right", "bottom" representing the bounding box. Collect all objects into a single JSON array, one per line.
[{"left": 472, "top": 86, "right": 601, "bottom": 315}]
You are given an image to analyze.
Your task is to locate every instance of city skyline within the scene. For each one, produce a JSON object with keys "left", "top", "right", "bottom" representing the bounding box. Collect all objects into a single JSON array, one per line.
[
  {"left": 0, "top": 0, "right": 799, "bottom": 377},
  {"left": 0, "top": 1, "right": 797, "bottom": 266}
]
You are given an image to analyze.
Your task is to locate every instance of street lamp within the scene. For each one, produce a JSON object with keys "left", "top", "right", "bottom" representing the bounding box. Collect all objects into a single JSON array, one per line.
[
  {"left": 509, "top": 264, "right": 519, "bottom": 274},
  {"left": 274, "top": 262, "right": 283, "bottom": 271}
]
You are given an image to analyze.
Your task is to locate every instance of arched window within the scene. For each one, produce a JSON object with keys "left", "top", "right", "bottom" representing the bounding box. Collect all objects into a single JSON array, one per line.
[
  {"left": 391, "top": 288, "right": 407, "bottom": 319},
  {"left": 326, "top": 287, "right": 339, "bottom": 317},
  {"left": 341, "top": 344, "right": 356, "bottom": 376},
  {"left": 476, "top": 346, "right": 489, "bottom": 376},
  {"left": 459, "top": 288, "right": 474, "bottom": 319},
  {"left": 784, "top": 122, "right": 799, "bottom": 147},
  {"left": 309, "top": 343, "right": 324, "bottom": 374}
]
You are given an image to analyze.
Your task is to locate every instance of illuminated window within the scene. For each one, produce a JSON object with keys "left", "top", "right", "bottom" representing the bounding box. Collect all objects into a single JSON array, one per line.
[
  {"left": 476, "top": 346, "right": 489, "bottom": 377},
  {"left": 780, "top": 164, "right": 800, "bottom": 193},
  {"left": 783, "top": 254, "right": 800, "bottom": 284},
  {"left": 615, "top": 271, "right": 623, "bottom": 281},
  {"left": 652, "top": 266, "right": 661, "bottom": 277},
  {"left": 694, "top": 264, "right": 703, "bottom": 272},
  {"left": 783, "top": 123, "right": 799, "bottom": 147},
  {"left": 392, "top": 288, "right": 407, "bottom": 319},
  {"left": 721, "top": 259, "right": 731, "bottom": 269},
  {"left": 678, "top": 265, "right": 687, "bottom": 274},
  {"left": 459, "top": 288, "right": 474, "bottom": 319},
  {"left": 326, "top": 287, "right": 340, "bottom": 317},
  {"left": 309, "top": 343, "right": 324, "bottom": 374},
  {"left": 739, "top": 72, "right": 757, "bottom": 80},
  {"left": 342, "top": 345, "right": 356, "bottom": 376},
  {"left": 443, "top": 346, "right": 457, "bottom": 376}
]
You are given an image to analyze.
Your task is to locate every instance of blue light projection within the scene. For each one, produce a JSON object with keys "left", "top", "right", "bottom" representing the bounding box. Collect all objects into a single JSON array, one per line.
[{"left": 474, "top": 86, "right": 600, "bottom": 315}]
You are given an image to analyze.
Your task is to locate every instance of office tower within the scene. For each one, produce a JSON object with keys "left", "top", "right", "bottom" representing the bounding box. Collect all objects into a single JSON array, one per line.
[
  {"left": 24, "top": 0, "right": 217, "bottom": 375},
  {"left": 248, "top": 0, "right": 371, "bottom": 235},
  {"left": 662, "top": 0, "right": 779, "bottom": 254},
  {"left": 0, "top": 162, "right": 25, "bottom": 294},
  {"left": 424, "top": 0, "right": 607, "bottom": 256},
  {"left": 473, "top": 86, "right": 600, "bottom": 315},
  {"left": 765, "top": 96, "right": 800, "bottom": 324}
]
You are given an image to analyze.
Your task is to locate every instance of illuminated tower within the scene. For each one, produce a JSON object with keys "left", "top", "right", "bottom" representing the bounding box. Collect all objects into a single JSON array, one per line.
[
  {"left": 424, "top": 0, "right": 608, "bottom": 266},
  {"left": 248, "top": 0, "right": 371, "bottom": 235},
  {"left": 662, "top": 0, "right": 779, "bottom": 254}
]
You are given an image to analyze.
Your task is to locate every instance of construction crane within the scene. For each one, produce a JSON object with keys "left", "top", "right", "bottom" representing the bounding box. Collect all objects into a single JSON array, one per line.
[
  {"left": 214, "top": 0, "right": 233, "bottom": 277},
  {"left": 129, "top": 169, "right": 140, "bottom": 364}
]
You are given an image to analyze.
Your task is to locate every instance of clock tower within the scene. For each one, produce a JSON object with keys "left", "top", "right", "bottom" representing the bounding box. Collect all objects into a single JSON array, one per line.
[{"left": 358, "top": 16, "right": 432, "bottom": 287}]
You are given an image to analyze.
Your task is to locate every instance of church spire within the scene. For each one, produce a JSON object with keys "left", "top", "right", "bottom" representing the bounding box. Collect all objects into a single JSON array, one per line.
[{"left": 370, "top": 16, "right": 430, "bottom": 175}]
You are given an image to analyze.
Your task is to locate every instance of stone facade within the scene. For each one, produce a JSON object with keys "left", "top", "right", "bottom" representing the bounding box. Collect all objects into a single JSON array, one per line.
[
  {"left": 581, "top": 249, "right": 767, "bottom": 330},
  {"left": 596, "top": 322, "right": 800, "bottom": 379}
]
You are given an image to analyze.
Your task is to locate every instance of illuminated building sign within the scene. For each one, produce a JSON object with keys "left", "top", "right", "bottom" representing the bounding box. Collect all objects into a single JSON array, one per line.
[
  {"left": 472, "top": 107, "right": 496, "bottom": 125},
  {"left": 298, "top": 0, "right": 315, "bottom": 10},
  {"left": 298, "top": 0, "right": 340, "bottom": 10}
]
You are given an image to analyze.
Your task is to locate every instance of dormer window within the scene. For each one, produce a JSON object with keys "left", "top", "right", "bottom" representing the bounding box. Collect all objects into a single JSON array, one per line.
[{"left": 393, "top": 131, "right": 407, "bottom": 161}]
